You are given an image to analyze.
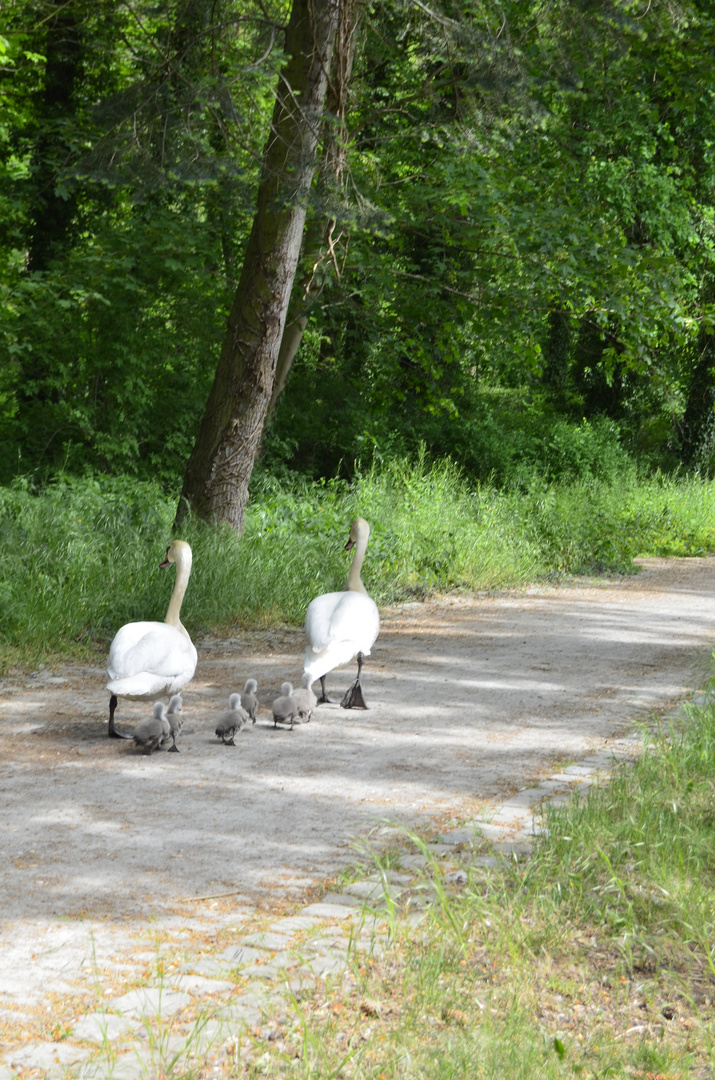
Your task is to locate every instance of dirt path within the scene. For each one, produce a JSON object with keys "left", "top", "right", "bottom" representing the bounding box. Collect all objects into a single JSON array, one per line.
[{"left": 0, "top": 556, "right": 713, "bottom": 1028}]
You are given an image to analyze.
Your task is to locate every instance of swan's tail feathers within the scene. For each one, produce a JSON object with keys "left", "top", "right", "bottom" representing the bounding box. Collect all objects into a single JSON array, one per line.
[{"left": 107, "top": 672, "right": 173, "bottom": 698}]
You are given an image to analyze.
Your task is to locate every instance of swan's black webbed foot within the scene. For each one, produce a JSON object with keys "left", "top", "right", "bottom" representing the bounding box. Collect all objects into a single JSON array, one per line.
[
  {"left": 340, "top": 680, "right": 368, "bottom": 709},
  {"left": 317, "top": 675, "right": 332, "bottom": 704},
  {"left": 108, "top": 694, "right": 134, "bottom": 739},
  {"left": 340, "top": 652, "right": 369, "bottom": 710}
]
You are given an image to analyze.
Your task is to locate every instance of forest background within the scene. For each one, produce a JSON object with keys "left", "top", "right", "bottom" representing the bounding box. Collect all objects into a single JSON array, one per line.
[{"left": 2, "top": 0, "right": 715, "bottom": 658}]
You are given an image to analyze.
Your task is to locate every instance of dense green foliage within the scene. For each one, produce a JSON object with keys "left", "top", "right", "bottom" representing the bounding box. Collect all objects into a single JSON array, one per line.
[
  {"left": 2, "top": 0, "right": 715, "bottom": 489},
  {"left": 2, "top": 463, "right": 714, "bottom": 664}
]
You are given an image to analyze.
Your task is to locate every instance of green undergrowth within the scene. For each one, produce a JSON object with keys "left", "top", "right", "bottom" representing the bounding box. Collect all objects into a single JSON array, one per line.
[
  {"left": 0, "top": 458, "right": 714, "bottom": 667},
  {"left": 246, "top": 689, "right": 715, "bottom": 1080}
]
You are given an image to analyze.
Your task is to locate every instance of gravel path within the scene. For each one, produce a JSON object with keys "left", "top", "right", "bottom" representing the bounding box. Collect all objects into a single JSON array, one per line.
[{"left": 0, "top": 556, "right": 713, "bottom": 1075}]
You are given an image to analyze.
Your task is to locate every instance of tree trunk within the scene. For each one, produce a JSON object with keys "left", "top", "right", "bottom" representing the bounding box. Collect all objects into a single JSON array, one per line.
[
  {"left": 681, "top": 325, "right": 715, "bottom": 464},
  {"left": 571, "top": 314, "right": 624, "bottom": 419},
  {"left": 265, "top": 0, "right": 361, "bottom": 422},
  {"left": 269, "top": 313, "right": 309, "bottom": 416},
  {"left": 542, "top": 309, "right": 571, "bottom": 407},
  {"left": 176, "top": 0, "right": 343, "bottom": 531},
  {"left": 27, "top": 0, "right": 83, "bottom": 273}
]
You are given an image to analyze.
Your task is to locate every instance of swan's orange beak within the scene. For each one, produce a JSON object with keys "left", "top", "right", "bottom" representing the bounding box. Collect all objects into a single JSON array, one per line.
[
  {"left": 345, "top": 538, "right": 355, "bottom": 551},
  {"left": 159, "top": 546, "right": 170, "bottom": 569}
]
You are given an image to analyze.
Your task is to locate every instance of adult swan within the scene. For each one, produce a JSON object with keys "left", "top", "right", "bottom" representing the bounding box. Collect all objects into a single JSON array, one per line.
[
  {"left": 303, "top": 518, "right": 380, "bottom": 709},
  {"left": 106, "top": 540, "right": 198, "bottom": 738}
]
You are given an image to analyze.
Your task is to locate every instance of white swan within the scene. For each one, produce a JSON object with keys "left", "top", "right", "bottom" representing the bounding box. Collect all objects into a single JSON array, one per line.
[
  {"left": 106, "top": 540, "right": 198, "bottom": 738},
  {"left": 303, "top": 518, "right": 380, "bottom": 709}
]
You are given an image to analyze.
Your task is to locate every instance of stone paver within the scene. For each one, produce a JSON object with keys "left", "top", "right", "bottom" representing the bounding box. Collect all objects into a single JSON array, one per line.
[
  {"left": 218, "top": 944, "right": 266, "bottom": 967},
  {"left": 4, "top": 1040, "right": 90, "bottom": 1074},
  {"left": 300, "top": 953, "right": 349, "bottom": 977},
  {"left": 239, "top": 931, "right": 293, "bottom": 951},
  {"left": 72, "top": 1012, "right": 139, "bottom": 1043},
  {"left": 108, "top": 987, "right": 192, "bottom": 1018},
  {"left": 320, "top": 891, "right": 363, "bottom": 907},
  {"left": 77, "top": 1048, "right": 152, "bottom": 1079},
  {"left": 343, "top": 880, "right": 401, "bottom": 901},
  {"left": 216, "top": 1002, "right": 263, "bottom": 1027},
  {"left": 171, "top": 974, "right": 236, "bottom": 994},
  {"left": 301, "top": 902, "right": 359, "bottom": 919},
  {"left": 248, "top": 952, "right": 301, "bottom": 976},
  {"left": 269, "top": 916, "right": 322, "bottom": 933},
  {"left": 400, "top": 853, "right": 432, "bottom": 869}
]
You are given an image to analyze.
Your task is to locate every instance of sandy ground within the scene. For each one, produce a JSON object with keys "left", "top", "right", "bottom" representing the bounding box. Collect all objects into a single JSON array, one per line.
[{"left": 0, "top": 556, "right": 714, "bottom": 1014}]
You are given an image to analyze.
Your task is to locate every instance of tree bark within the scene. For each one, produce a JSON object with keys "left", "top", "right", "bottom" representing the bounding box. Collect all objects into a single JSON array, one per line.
[
  {"left": 176, "top": 0, "right": 342, "bottom": 531},
  {"left": 681, "top": 325, "right": 715, "bottom": 465},
  {"left": 265, "top": 1, "right": 361, "bottom": 422},
  {"left": 571, "top": 314, "right": 625, "bottom": 419},
  {"left": 269, "top": 313, "right": 309, "bottom": 416},
  {"left": 26, "top": 0, "right": 83, "bottom": 273},
  {"left": 542, "top": 309, "right": 571, "bottom": 407}
]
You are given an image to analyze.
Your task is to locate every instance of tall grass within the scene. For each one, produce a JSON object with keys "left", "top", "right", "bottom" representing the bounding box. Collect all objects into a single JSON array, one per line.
[
  {"left": 0, "top": 459, "right": 714, "bottom": 665},
  {"left": 250, "top": 691, "right": 715, "bottom": 1080},
  {"left": 523, "top": 470, "right": 715, "bottom": 570},
  {"left": 525, "top": 696, "right": 715, "bottom": 968}
]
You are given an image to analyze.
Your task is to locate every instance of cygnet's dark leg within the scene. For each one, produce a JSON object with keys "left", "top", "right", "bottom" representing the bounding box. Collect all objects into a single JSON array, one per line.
[
  {"left": 317, "top": 675, "right": 332, "bottom": 704},
  {"left": 340, "top": 652, "right": 369, "bottom": 710},
  {"left": 168, "top": 731, "right": 180, "bottom": 753},
  {"left": 108, "top": 694, "right": 133, "bottom": 739}
]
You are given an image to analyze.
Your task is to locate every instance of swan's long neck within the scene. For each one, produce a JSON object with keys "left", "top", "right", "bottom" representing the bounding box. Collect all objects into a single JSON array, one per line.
[
  {"left": 165, "top": 550, "right": 192, "bottom": 635},
  {"left": 346, "top": 529, "right": 369, "bottom": 594}
]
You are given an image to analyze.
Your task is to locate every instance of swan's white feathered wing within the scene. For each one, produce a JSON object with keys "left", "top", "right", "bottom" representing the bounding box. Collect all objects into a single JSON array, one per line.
[
  {"left": 303, "top": 590, "right": 380, "bottom": 683},
  {"left": 107, "top": 621, "right": 197, "bottom": 699}
]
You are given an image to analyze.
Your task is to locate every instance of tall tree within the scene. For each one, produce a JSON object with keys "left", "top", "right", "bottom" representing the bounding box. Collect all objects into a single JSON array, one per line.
[
  {"left": 24, "top": 0, "right": 84, "bottom": 272},
  {"left": 176, "top": 0, "right": 346, "bottom": 531},
  {"left": 266, "top": 0, "right": 360, "bottom": 420}
]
